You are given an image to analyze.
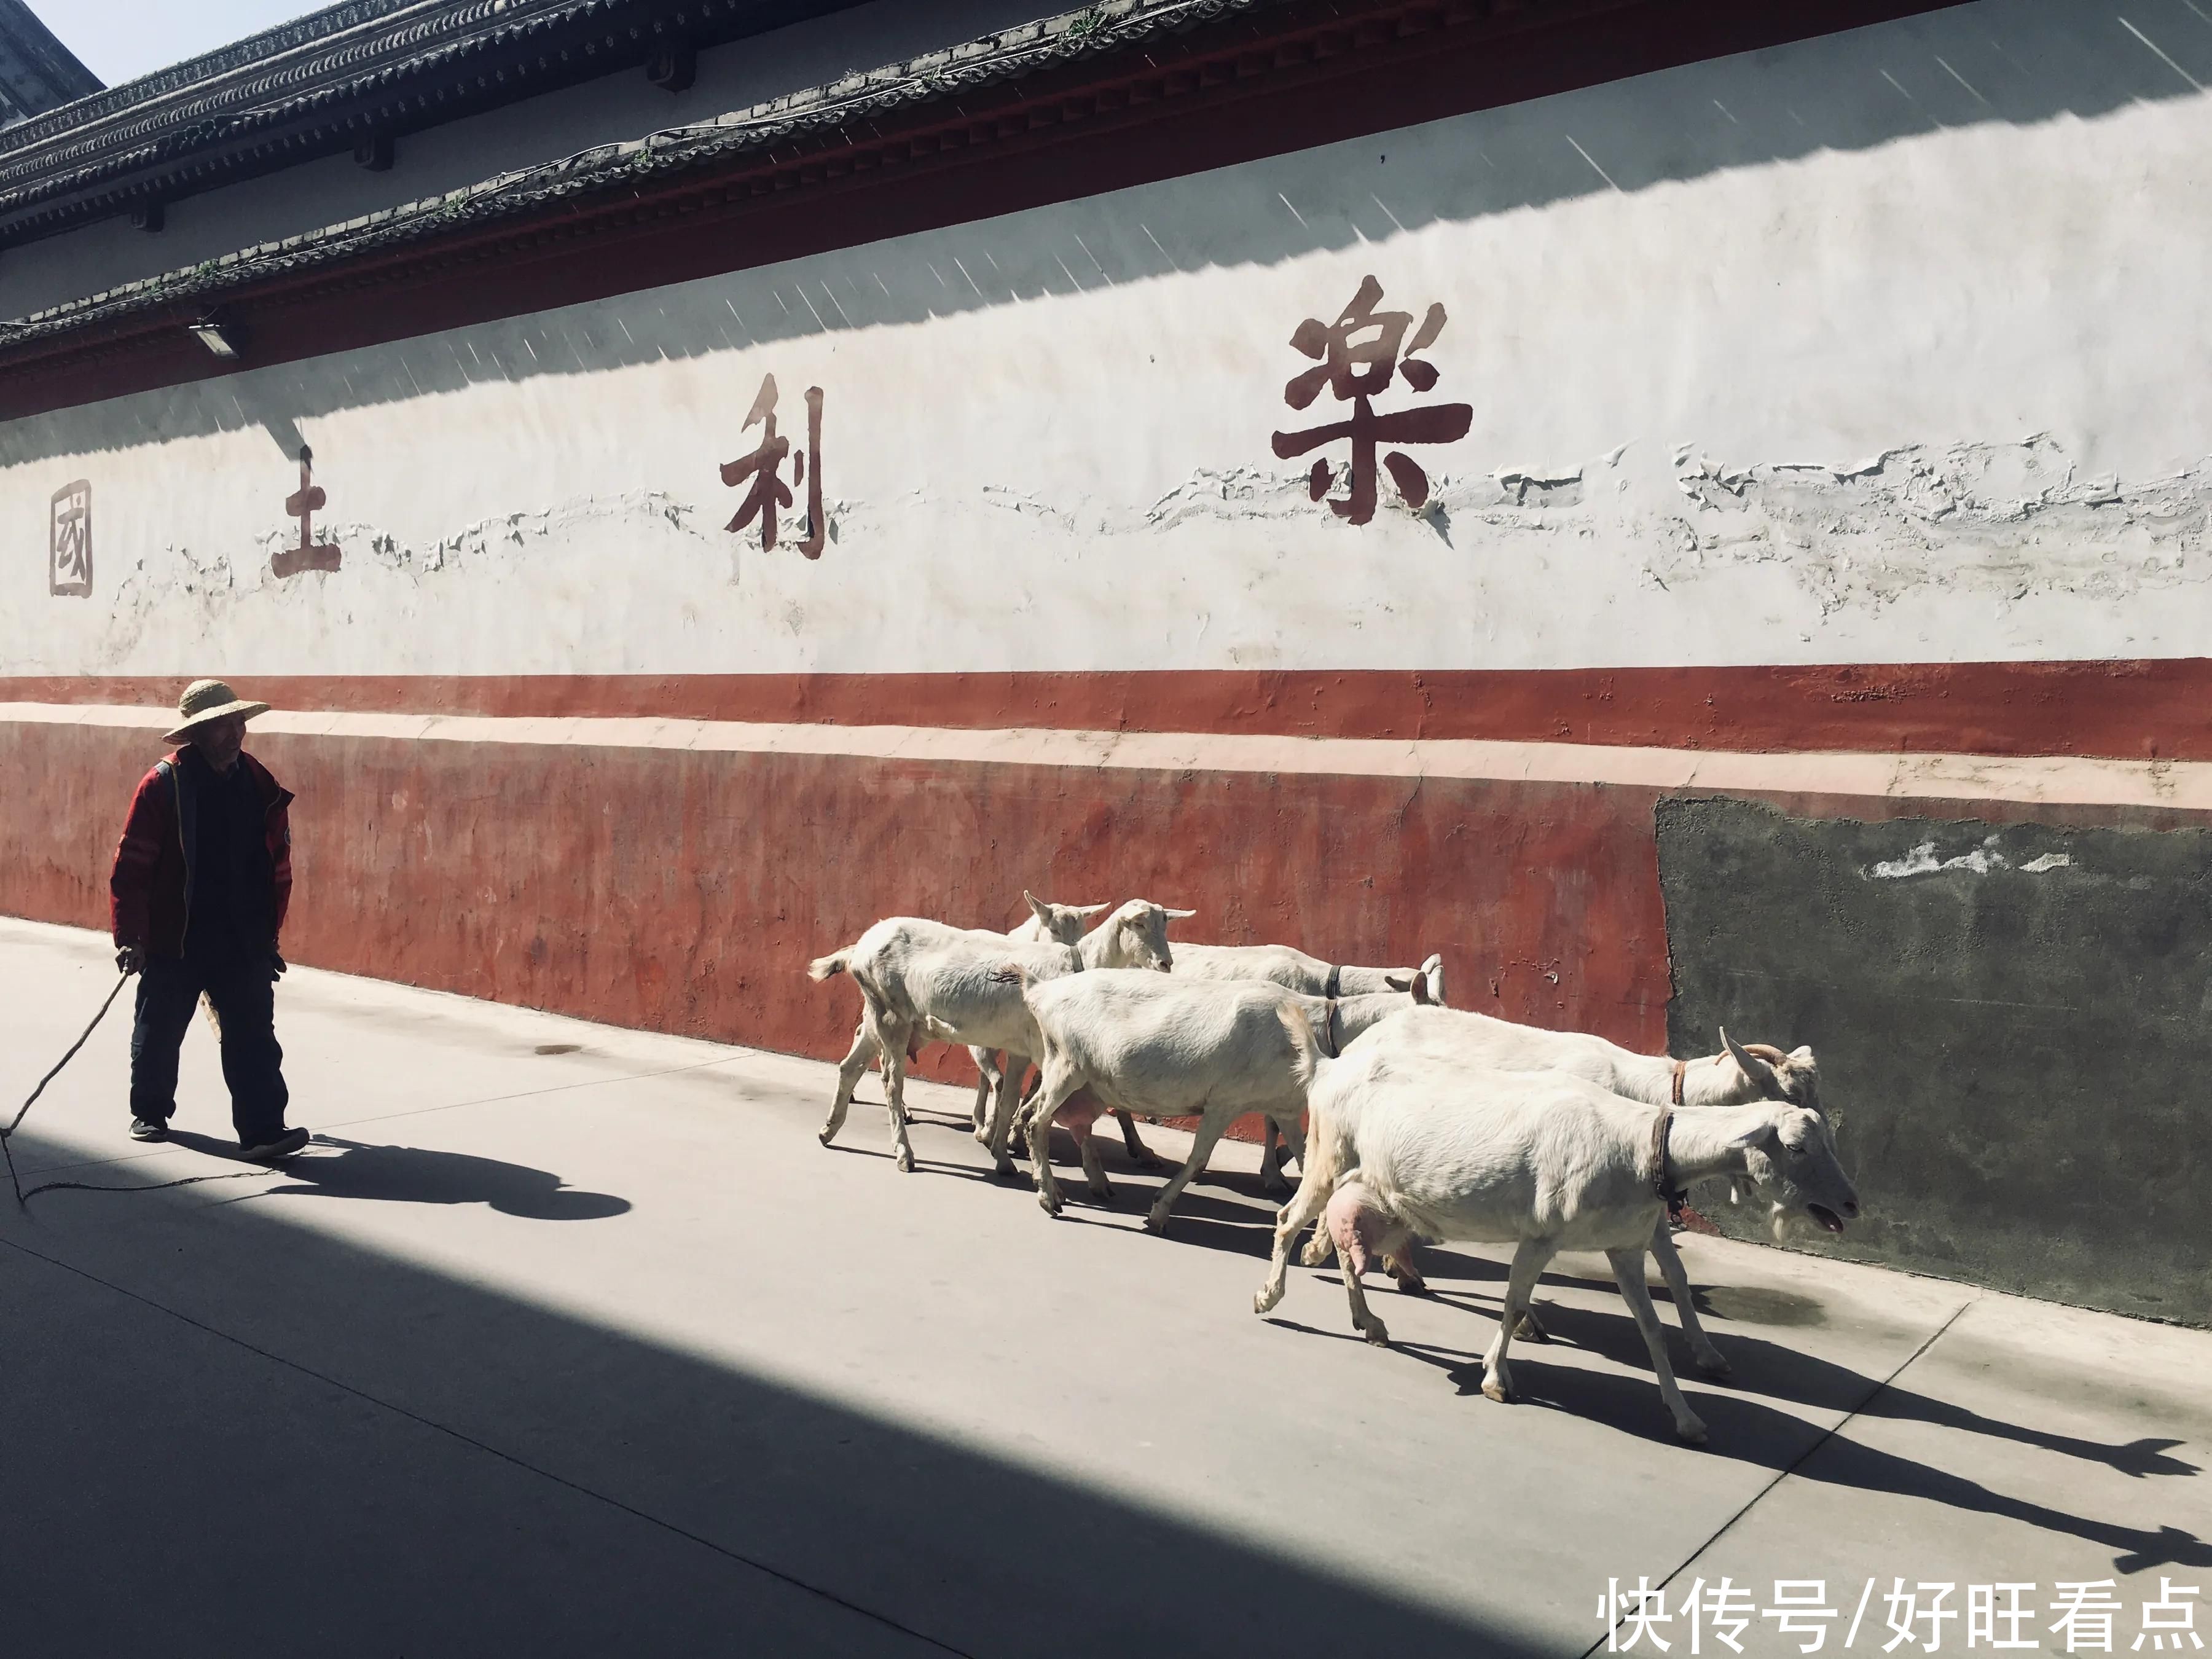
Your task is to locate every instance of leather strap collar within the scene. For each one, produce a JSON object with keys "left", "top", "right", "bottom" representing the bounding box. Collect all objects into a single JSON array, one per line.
[
  {"left": 1324, "top": 963, "right": 1342, "bottom": 998},
  {"left": 1670, "top": 1058, "right": 1687, "bottom": 1107},
  {"left": 1320, "top": 998, "right": 1341, "bottom": 1059}
]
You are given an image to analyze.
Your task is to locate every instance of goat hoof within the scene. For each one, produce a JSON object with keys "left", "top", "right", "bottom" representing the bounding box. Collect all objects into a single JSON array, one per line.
[
  {"left": 1481, "top": 1378, "right": 1510, "bottom": 1404},
  {"left": 1135, "top": 1152, "right": 1166, "bottom": 1171},
  {"left": 1300, "top": 1239, "right": 1332, "bottom": 1268},
  {"left": 1253, "top": 1287, "right": 1283, "bottom": 1315},
  {"left": 1515, "top": 1312, "right": 1552, "bottom": 1344},
  {"left": 1360, "top": 1319, "right": 1392, "bottom": 1346},
  {"left": 1142, "top": 1212, "right": 1169, "bottom": 1237},
  {"left": 1675, "top": 1418, "right": 1709, "bottom": 1445},
  {"left": 1694, "top": 1351, "right": 1732, "bottom": 1378},
  {"left": 1394, "top": 1276, "right": 1430, "bottom": 1298},
  {"left": 817, "top": 1128, "right": 838, "bottom": 1147},
  {"left": 1037, "top": 1192, "right": 1061, "bottom": 1217},
  {"left": 1088, "top": 1181, "right": 1116, "bottom": 1203},
  {"left": 894, "top": 1150, "right": 916, "bottom": 1174}
]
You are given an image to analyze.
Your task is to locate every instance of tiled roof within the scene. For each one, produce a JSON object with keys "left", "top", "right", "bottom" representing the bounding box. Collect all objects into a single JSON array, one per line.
[
  {"left": 0, "top": 0, "right": 1282, "bottom": 348},
  {"left": 0, "top": 0, "right": 864, "bottom": 244}
]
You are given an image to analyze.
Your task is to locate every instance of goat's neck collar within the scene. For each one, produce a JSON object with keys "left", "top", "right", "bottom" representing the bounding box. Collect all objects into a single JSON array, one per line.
[{"left": 1320, "top": 998, "right": 1341, "bottom": 1059}]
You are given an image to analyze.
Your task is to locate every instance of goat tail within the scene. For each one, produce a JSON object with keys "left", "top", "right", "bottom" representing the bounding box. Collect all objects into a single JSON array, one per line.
[
  {"left": 1277, "top": 999, "right": 1324, "bottom": 1092},
  {"left": 806, "top": 949, "right": 852, "bottom": 982}
]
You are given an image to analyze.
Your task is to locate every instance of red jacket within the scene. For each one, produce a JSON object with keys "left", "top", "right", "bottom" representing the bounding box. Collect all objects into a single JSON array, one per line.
[{"left": 111, "top": 750, "right": 294, "bottom": 957}]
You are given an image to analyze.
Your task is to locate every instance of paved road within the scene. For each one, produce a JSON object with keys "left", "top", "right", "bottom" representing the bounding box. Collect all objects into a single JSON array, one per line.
[{"left": 2, "top": 918, "right": 2207, "bottom": 1658}]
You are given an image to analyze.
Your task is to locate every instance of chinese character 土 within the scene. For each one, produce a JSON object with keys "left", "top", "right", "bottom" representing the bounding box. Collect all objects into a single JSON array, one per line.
[
  {"left": 49, "top": 478, "right": 92, "bottom": 597},
  {"left": 1269, "top": 273, "right": 1473, "bottom": 525},
  {"left": 721, "top": 371, "right": 825, "bottom": 558},
  {"left": 272, "top": 446, "right": 342, "bottom": 579},
  {"left": 2135, "top": 1580, "right": 2202, "bottom": 1651}
]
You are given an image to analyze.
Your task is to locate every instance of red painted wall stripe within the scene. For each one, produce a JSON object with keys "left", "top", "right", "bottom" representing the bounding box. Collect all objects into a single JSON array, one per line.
[{"left": 5, "top": 660, "right": 2200, "bottom": 760}]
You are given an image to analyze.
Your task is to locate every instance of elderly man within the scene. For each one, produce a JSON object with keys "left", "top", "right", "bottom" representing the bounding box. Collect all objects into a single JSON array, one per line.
[{"left": 110, "top": 680, "right": 308, "bottom": 1161}]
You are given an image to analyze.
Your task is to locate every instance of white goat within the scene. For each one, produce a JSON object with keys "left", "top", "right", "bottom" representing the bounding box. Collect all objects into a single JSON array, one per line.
[
  {"left": 964, "top": 897, "right": 1167, "bottom": 1172},
  {"left": 1255, "top": 1018, "right": 1860, "bottom": 1442},
  {"left": 1304, "top": 1005, "right": 1822, "bottom": 1372},
  {"left": 1006, "top": 971, "right": 1423, "bottom": 1227},
  {"left": 959, "top": 893, "right": 1105, "bottom": 1121},
  {"left": 833, "top": 892, "right": 1097, "bottom": 1124},
  {"left": 1169, "top": 943, "right": 1447, "bottom": 1003},
  {"left": 1165, "top": 944, "right": 1449, "bottom": 1186},
  {"left": 807, "top": 901, "right": 1186, "bottom": 1172}
]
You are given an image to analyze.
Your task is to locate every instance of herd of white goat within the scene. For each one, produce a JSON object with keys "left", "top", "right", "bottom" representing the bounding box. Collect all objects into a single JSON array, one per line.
[{"left": 808, "top": 891, "right": 1859, "bottom": 1445}]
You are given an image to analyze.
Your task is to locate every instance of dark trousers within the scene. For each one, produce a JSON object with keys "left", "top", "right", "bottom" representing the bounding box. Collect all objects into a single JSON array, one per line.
[{"left": 129, "top": 953, "right": 289, "bottom": 1144}]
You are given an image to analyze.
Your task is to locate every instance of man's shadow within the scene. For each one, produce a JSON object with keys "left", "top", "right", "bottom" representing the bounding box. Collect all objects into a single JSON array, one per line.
[{"left": 168, "top": 1131, "right": 629, "bottom": 1220}]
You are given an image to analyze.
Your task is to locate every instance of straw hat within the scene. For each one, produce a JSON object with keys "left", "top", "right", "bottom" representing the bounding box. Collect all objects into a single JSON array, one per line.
[{"left": 163, "top": 678, "right": 270, "bottom": 743}]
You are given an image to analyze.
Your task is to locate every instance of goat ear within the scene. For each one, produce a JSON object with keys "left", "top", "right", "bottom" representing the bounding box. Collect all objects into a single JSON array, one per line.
[
  {"left": 1722, "top": 1027, "right": 1787, "bottom": 1101},
  {"left": 1072, "top": 902, "right": 1109, "bottom": 918},
  {"left": 1024, "top": 891, "right": 1051, "bottom": 922},
  {"left": 1408, "top": 973, "right": 1430, "bottom": 1005},
  {"left": 1163, "top": 907, "right": 1197, "bottom": 920},
  {"left": 1789, "top": 1045, "right": 1816, "bottom": 1067}
]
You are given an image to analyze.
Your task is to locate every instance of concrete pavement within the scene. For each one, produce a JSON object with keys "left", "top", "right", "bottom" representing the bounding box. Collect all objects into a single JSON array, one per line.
[{"left": 2, "top": 917, "right": 2208, "bottom": 1658}]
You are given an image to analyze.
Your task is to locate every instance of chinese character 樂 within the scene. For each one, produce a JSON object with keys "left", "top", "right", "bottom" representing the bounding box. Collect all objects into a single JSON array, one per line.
[
  {"left": 1269, "top": 273, "right": 1473, "bottom": 525},
  {"left": 722, "top": 371, "right": 825, "bottom": 558},
  {"left": 49, "top": 478, "right": 92, "bottom": 597}
]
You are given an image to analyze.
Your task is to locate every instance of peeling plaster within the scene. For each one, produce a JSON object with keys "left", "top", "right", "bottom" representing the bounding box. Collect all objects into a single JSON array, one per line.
[
  {"left": 1642, "top": 437, "right": 2212, "bottom": 618},
  {"left": 1865, "top": 836, "right": 2076, "bottom": 880}
]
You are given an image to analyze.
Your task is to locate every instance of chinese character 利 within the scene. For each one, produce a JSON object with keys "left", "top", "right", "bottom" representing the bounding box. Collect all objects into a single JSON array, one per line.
[
  {"left": 1270, "top": 273, "right": 1473, "bottom": 525},
  {"left": 722, "top": 372, "right": 826, "bottom": 558}
]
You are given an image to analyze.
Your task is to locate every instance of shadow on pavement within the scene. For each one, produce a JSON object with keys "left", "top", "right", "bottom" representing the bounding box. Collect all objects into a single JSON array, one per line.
[
  {"left": 167, "top": 1129, "right": 630, "bottom": 1219},
  {"left": 1265, "top": 1295, "right": 2212, "bottom": 1580},
  {"left": 1, "top": 1123, "right": 1546, "bottom": 1659}
]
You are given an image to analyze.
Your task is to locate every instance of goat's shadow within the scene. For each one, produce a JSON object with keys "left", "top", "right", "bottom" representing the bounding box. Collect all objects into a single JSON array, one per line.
[
  {"left": 1264, "top": 1291, "right": 2208, "bottom": 1577},
  {"left": 168, "top": 1131, "right": 629, "bottom": 1220}
]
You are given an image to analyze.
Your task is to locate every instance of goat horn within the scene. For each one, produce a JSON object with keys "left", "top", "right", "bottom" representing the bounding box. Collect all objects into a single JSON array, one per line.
[{"left": 1721, "top": 1027, "right": 1786, "bottom": 1100}]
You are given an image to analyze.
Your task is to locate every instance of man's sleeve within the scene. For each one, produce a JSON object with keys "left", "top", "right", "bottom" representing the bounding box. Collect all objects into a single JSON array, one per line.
[
  {"left": 269, "top": 798, "right": 292, "bottom": 944},
  {"left": 109, "top": 769, "right": 164, "bottom": 947}
]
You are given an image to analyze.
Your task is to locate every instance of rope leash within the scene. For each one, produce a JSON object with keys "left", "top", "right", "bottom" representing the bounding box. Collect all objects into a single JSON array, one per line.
[
  {"left": 3, "top": 968, "right": 134, "bottom": 1208},
  {"left": 2, "top": 968, "right": 271, "bottom": 1209}
]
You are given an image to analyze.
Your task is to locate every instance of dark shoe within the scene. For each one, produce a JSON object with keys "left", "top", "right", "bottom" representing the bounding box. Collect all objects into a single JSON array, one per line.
[
  {"left": 128, "top": 1118, "right": 170, "bottom": 1142},
  {"left": 240, "top": 1126, "right": 310, "bottom": 1161}
]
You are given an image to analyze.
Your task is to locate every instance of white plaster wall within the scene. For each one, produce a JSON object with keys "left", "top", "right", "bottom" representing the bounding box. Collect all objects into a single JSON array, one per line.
[{"left": 5, "top": 0, "right": 2210, "bottom": 678}]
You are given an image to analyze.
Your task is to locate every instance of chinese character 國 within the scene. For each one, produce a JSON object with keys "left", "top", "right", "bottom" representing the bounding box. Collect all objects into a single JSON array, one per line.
[
  {"left": 1269, "top": 273, "right": 1473, "bottom": 526},
  {"left": 49, "top": 479, "right": 92, "bottom": 597},
  {"left": 722, "top": 371, "right": 825, "bottom": 558}
]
